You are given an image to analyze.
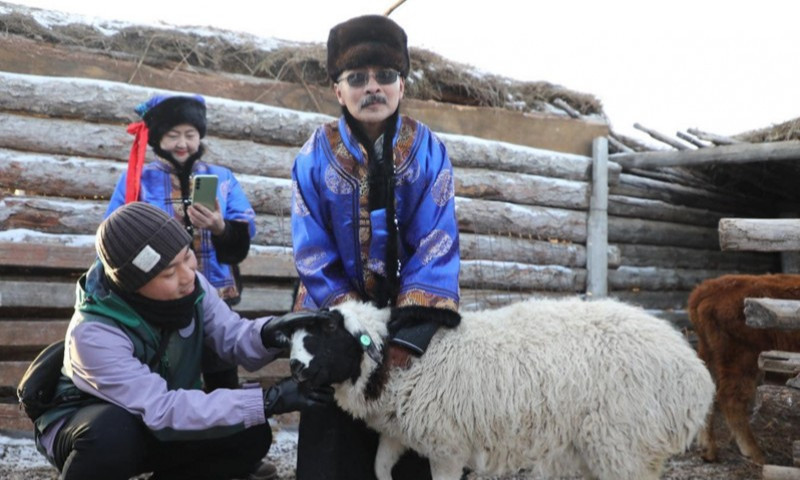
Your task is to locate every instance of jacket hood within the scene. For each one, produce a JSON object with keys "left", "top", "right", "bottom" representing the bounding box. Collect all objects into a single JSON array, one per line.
[{"left": 76, "top": 260, "right": 146, "bottom": 328}]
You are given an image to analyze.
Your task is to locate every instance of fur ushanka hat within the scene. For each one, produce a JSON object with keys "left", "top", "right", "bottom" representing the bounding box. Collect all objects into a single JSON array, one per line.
[
  {"left": 135, "top": 94, "right": 207, "bottom": 148},
  {"left": 326, "top": 15, "right": 410, "bottom": 82}
]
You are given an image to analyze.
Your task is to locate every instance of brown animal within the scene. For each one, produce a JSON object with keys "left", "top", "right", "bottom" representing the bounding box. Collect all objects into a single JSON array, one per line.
[{"left": 689, "top": 274, "right": 800, "bottom": 464}]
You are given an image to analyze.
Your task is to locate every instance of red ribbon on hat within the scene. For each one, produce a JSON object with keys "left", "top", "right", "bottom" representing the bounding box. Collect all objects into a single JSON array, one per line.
[{"left": 125, "top": 121, "right": 149, "bottom": 204}]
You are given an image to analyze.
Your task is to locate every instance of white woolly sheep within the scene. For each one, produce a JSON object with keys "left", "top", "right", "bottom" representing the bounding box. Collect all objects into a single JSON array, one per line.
[{"left": 271, "top": 297, "right": 715, "bottom": 480}]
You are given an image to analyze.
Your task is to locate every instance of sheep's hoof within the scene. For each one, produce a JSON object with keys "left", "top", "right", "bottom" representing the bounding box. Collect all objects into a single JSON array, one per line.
[{"left": 699, "top": 448, "right": 717, "bottom": 463}]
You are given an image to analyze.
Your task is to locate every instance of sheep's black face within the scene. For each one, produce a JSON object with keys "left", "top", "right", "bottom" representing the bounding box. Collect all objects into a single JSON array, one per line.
[{"left": 289, "top": 310, "right": 364, "bottom": 388}]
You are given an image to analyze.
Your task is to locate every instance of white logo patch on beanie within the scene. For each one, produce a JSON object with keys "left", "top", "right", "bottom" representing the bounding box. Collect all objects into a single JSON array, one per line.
[{"left": 132, "top": 245, "right": 161, "bottom": 273}]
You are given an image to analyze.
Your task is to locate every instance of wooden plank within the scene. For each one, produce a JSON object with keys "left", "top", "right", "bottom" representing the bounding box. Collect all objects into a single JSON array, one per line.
[
  {"left": 720, "top": 218, "right": 800, "bottom": 252},
  {"left": 0, "top": 111, "right": 297, "bottom": 179},
  {"left": 608, "top": 194, "right": 729, "bottom": 227},
  {"left": 0, "top": 361, "right": 28, "bottom": 388},
  {"left": 609, "top": 267, "right": 737, "bottom": 291},
  {"left": 0, "top": 321, "right": 67, "bottom": 347},
  {"left": 460, "top": 233, "right": 620, "bottom": 268},
  {"left": 0, "top": 238, "right": 95, "bottom": 270},
  {"left": 460, "top": 260, "right": 585, "bottom": 291},
  {"left": 609, "top": 216, "right": 719, "bottom": 249},
  {"left": 0, "top": 281, "right": 76, "bottom": 309},
  {"left": 0, "top": 280, "right": 294, "bottom": 313},
  {"left": 758, "top": 350, "right": 800, "bottom": 376},
  {"left": 763, "top": 465, "right": 800, "bottom": 480},
  {"left": 633, "top": 122, "right": 690, "bottom": 151},
  {"left": 0, "top": 196, "right": 106, "bottom": 234},
  {"left": 676, "top": 131, "right": 711, "bottom": 148},
  {"left": 611, "top": 139, "right": 800, "bottom": 169},
  {"left": 455, "top": 168, "right": 589, "bottom": 209},
  {"left": 0, "top": 71, "right": 329, "bottom": 147},
  {"left": 646, "top": 309, "right": 690, "bottom": 330},
  {"left": 745, "top": 298, "right": 800, "bottom": 330},
  {"left": 610, "top": 290, "right": 691, "bottom": 311},
  {"left": 586, "top": 137, "right": 608, "bottom": 298},
  {"left": 612, "top": 173, "right": 764, "bottom": 214},
  {"left": 0, "top": 403, "right": 32, "bottom": 432},
  {"left": 455, "top": 197, "right": 587, "bottom": 243},
  {"left": 441, "top": 132, "right": 621, "bottom": 183},
  {"left": 0, "top": 196, "right": 294, "bottom": 247},
  {"left": 617, "top": 243, "right": 777, "bottom": 272},
  {"left": 686, "top": 128, "right": 743, "bottom": 145}
]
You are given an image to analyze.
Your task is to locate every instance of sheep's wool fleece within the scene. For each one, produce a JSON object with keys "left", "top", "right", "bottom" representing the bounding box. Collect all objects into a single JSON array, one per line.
[{"left": 331, "top": 297, "right": 715, "bottom": 480}]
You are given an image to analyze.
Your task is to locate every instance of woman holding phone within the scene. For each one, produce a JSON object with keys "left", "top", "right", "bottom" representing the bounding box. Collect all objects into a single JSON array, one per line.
[{"left": 106, "top": 93, "right": 257, "bottom": 391}]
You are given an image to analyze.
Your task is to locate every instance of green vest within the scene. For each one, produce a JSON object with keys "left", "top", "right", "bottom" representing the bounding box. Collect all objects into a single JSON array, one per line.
[{"left": 36, "top": 271, "right": 206, "bottom": 433}]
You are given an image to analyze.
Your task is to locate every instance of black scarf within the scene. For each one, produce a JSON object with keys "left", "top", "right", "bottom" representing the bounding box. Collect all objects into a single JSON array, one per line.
[
  {"left": 343, "top": 107, "right": 400, "bottom": 308},
  {"left": 112, "top": 278, "right": 201, "bottom": 331}
]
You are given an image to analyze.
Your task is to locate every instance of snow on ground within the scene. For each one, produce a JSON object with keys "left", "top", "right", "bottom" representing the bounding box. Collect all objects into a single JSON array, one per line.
[{"left": 0, "top": 421, "right": 301, "bottom": 480}]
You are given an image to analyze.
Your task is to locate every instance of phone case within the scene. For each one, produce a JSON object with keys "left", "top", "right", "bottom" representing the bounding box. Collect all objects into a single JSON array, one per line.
[{"left": 190, "top": 174, "right": 218, "bottom": 210}]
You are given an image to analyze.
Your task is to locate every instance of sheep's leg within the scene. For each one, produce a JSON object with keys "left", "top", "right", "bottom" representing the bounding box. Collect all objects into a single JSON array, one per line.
[
  {"left": 374, "top": 435, "right": 406, "bottom": 480},
  {"left": 716, "top": 352, "right": 765, "bottom": 464},
  {"left": 429, "top": 458, "right": 465, "bottom": 480},
  {"left": 696, "top": 409, "right": 718, "bottom": 462},
  {"left": 694, "top": 328, "right": 719, "bottom": 462}
]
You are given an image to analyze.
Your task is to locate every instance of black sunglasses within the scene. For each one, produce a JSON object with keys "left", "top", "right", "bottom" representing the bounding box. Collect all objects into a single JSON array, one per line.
[{"left": 337, "top": 69, "right": 400, "bottom": 88}]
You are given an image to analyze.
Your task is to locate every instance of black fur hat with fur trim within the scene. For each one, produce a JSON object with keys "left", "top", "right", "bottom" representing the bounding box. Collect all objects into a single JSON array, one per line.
[
  {"left": 327, "top": 15, "right": 409, "bottom": 82},
  {"left": 135, "top": 94, "right": 207, "bottom": 148}
]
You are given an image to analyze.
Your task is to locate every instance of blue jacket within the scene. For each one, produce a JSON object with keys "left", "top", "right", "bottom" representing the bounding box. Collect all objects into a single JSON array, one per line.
[
  {"left": 106, "top": 159, "right": 256, "bottom": 299},
  {"left": 291, "top": 115, "right": 460, "bottom": 312}
]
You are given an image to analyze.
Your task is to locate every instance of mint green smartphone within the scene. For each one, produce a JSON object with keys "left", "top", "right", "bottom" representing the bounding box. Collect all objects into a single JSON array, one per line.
[{"left": 190, "top": 174, "right": 218, "bottom": 210}]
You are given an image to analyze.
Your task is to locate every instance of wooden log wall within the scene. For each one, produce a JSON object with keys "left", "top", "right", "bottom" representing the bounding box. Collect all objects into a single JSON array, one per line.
[
  {"left": 0, "top": 70, "right": 778, "bottom": 314},
  {"left": 607, "top": 161, "right": 779, "bottom": 313},
  {"left": 0, "top": 71, "right": 778, "bottom": 429}
]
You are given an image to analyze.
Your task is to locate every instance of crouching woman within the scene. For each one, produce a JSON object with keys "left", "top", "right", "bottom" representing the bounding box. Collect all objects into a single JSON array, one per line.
[{"left": 35, "top": 202, "right": 332, "bottom": 480}]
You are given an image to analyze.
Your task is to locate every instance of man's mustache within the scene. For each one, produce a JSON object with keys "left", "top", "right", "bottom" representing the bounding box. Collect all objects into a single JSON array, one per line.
[{"left": 360, "top": 95, "right": 388, "bottom": 109}]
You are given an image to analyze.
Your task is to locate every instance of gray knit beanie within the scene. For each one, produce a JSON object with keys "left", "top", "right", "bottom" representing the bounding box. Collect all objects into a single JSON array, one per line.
[{"left": 96, "top": 202, "right": 192, "bottom": 292}]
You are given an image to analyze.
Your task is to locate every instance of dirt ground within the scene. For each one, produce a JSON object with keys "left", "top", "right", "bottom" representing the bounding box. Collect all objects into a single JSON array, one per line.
[{"left": 0, "top": 413, "right": 766, "bottom": 480}]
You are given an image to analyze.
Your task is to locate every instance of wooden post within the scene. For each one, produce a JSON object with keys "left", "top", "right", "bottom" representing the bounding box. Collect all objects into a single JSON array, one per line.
[
  {"left": 676, "top": 131, "right": 710, "bottom": 148},
  {"left": 781, "top": 212, "right": 800, "bottom": 273},
  {"left": 587, "top": 137, "right": 609, "bottom": 298},
  {"left": 719, "top": 218, "right": 800, "bottom": 251},
  {"left": 744, "top": 298, "right": 800, "bottom": 330},
  {"left": 633, "top": 123, "right": 691, "bottom": 151},
  {"left": 763, "top": 464, "right": 800, "bottom": 480}
]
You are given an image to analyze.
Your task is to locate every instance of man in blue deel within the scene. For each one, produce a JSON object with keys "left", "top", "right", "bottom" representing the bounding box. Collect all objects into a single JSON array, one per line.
[{"left": 289, "top": 14, "right": 462, "bottom": 480}]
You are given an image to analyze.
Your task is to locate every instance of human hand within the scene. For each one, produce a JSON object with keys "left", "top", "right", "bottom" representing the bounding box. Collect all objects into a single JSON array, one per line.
[
  {"left": 187, "top": 199, "right": 225, "bottom": 236},
  {"left": 263, "top": 377, "right": 334, "bottom": 416}
]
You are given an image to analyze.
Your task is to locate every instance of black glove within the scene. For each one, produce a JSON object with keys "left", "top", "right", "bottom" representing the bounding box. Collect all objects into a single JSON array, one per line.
[
  {"left": 260, "top": 319, "right": 292, "bottom": 350},
  {"left": 263, "top": 377, "right": 334, "bottom": 416},
  {"left": 260, "top": 310, "right": 339, "bottom": 350},
  {"left": 388, "top": 306, "right": 461, "bottom": 355}
]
